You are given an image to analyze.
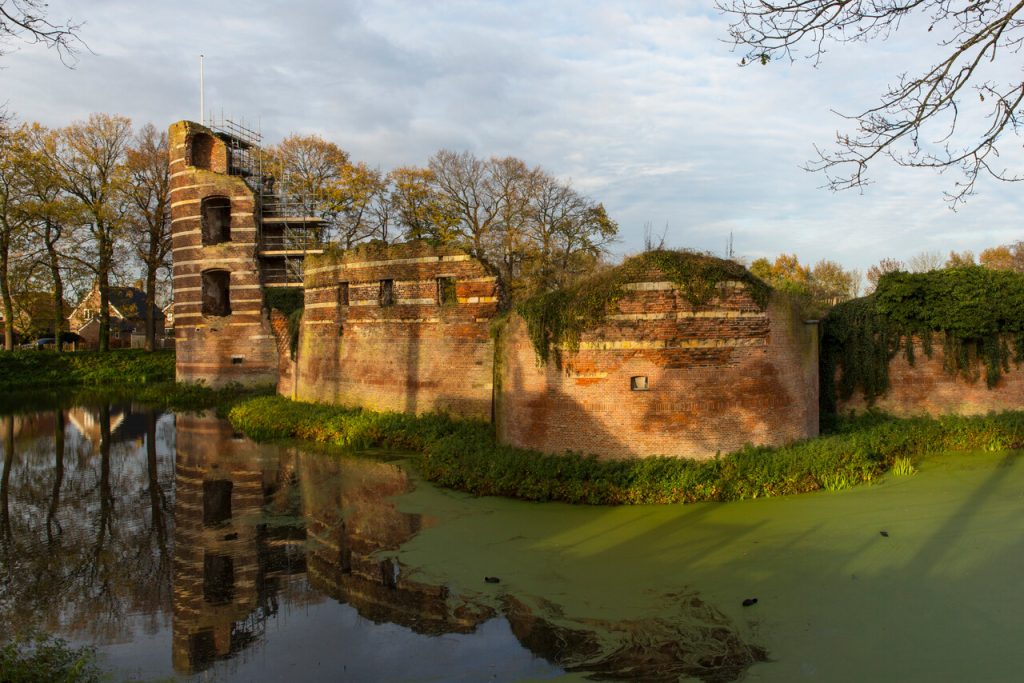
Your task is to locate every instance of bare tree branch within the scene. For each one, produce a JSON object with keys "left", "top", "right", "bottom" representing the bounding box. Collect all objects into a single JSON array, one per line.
[{"left": 718, "top": 0, "right": 1024, "bottom": 205}]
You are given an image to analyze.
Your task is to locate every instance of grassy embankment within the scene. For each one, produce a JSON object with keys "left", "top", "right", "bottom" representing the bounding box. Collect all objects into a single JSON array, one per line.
[
  {"left": 228, "top": 395, "right": 1024, "bottom": 505},
  {"left": 0, "top": 349, "right": 269, "bottom": 413}
]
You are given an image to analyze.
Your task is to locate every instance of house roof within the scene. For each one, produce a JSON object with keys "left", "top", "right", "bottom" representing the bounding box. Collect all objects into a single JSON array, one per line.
[
  {"left": 107, "top": 287, "right": 165, "bottom": 322},
  {"left": 71, "top": 284, "right": 165, "bottom": 323}
]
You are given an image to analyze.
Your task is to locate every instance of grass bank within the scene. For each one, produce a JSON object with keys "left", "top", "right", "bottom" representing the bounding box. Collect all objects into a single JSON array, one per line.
[
  {"left": 0, "top": 349, "right": 175, "bottom": 391},
  {"left": 227, "top": 395, "right": 1024, "bottom": 505}
]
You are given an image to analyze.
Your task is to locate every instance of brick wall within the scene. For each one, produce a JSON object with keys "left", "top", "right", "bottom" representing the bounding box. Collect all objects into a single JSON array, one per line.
[
  {"left": 294, "top": 242, "right": 498, "bottom": 420},
  {"left": 835, "top": 337, "right": 1024, "bottom": 416},
  {"left": 497, "top": 284, "right": 819, "bottom": 460},
  {"left": 169, "top": 121, "right": 279, "bottom": 388}
]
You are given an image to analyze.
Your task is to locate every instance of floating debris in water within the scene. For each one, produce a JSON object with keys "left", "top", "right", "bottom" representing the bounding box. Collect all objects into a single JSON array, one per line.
[
  {"left": 742, "top": 598, "right": 758, "bottom": 607},
  {"left": 880, "top": 531, "right": 890, "bottom": 537},
  {"left": 485, "top": 576, "right": 501, "bottom": 584},
  {"left": 504, "top": 593, "right": 768, "bottom": 683}
]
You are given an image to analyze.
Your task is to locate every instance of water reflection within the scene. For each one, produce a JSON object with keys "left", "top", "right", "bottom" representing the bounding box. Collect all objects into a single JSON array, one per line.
[
  {"left": 171, "top": 414, "right": 496, "bottom": 676},
  {"left": 0, "top": 405, "right": 175, "bottom": 644},
  {"left": 1, "top": 404, "right": 765, "bottom": 682}
]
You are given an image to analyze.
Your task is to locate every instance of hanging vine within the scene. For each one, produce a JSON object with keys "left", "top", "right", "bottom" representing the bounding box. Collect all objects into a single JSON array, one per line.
[{"left": 821, "top": 266, "right": 1024, "bottom": 414}]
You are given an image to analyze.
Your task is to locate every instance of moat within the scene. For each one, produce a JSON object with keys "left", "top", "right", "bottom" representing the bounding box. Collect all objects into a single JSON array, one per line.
[{"left": 2, "top": 396, "right": 1024, "bottom": 681}]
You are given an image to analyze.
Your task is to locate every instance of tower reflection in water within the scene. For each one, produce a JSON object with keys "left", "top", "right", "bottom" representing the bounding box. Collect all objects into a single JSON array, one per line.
[{"left": 171, "top": 413, "right": 491, "bottom": 675}]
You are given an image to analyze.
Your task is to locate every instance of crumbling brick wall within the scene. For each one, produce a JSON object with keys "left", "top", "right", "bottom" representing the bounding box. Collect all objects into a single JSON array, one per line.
[
  {"left": 169, "top": 121, "right": 279, "bottom": 388},
  {"left": 296, "top": 242, "right": 499, "bottom": 420},
  {"left": 835, "top": 338, "right": 1024, "bottom": 416},
  {"left": 496, "top": 281, "right": 819, "bottom": 460}
]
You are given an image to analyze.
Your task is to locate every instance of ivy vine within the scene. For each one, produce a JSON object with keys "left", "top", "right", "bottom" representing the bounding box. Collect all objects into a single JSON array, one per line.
[
  {"left": 821, "top": 266, "right": 1024, "bottom": 414},
  {"left": 516, "top": 249, "right": 771, "bottom": 364}
]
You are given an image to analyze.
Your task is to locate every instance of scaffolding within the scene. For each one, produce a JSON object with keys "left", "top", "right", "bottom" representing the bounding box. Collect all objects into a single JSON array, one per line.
[{"left": 208, "top": 117, "right": 326, "bottom": 287}]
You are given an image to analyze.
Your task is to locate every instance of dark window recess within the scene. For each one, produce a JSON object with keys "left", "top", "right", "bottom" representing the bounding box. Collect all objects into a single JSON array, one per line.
[
  {"left": 437, "top": 277, "right": 456, "bottom": 306},
  {"left": 379, "top": 279, "right": 395, "bottom": 307},
  {"left": 203, "top": 479, "right": 233, "bottom": 526},
  {"left": 203, "top": 553, "right": 235, "bottom": 604},
  {"left": 231, "top": 356, "right": 244, "bottom": 365},
  {"left": 338, "top": 282, "right": 350, "bottom": 306},
  {"left": 190, "top": 133, "right": 216, "bottom": 170},
  {"left": 188, "top": 629, "right": 216, "bottom": 671},
  {"left": 201, "top": 270, "right": 231, "bottom": 317},
  {"left": 631, "top": 376, "right": 649, "bottom": 391},
  {"left": 200, "top": 196, "right": 231, "bottom": 245}
]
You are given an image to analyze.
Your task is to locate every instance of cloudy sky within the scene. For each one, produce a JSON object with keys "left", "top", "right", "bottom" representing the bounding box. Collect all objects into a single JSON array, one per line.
[{"left": 2, "top": 0, "right": 1020, "bottom": 273}]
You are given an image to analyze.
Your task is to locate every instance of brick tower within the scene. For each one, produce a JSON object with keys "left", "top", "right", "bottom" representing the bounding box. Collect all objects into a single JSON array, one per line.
[{"left": 168, "top": 120, "right": 322, "bottom": 387}]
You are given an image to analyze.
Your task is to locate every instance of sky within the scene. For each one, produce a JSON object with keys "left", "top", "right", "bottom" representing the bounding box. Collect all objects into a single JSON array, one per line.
[{"left": 2, "top": 0, "right": 1020, "bottom": 274}]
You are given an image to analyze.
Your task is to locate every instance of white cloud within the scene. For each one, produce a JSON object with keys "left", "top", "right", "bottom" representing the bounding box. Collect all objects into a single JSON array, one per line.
[{"left": 2, "top": 0, "right": 1018, "bottom": 273}]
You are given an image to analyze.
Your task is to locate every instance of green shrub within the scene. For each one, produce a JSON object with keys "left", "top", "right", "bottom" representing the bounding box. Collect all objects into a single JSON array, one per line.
[
  {"left": 0, "top": 632, "right": 101, "bottom": 683},
  {"left": 228, "top": 396, "right": 1024, "bottom": 506}
]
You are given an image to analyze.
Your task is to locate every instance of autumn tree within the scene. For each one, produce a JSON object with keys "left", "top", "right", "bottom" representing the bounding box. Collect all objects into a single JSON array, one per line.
[
  {"left": 386, "top": 166, "right": 460, "bottom": 243},
  {"left": 124, "top": 123, "right": 171, "bottom": 351},
  {"left": 865, "top": 257, "right": 906, "bottom": 293},
  {"left": 810, "top": 259, "right": 859, "bottom": 305},
  {"left": 47, "top": 114, "right": 133, "bottom": 352},
  {"left": 719, "top": 0, "right": 1024, "bottom": 204},
  {"left": 0, "top": 119, "right": 30, "bottom": 350},
  {"left": 18, "top": 122, "right": 85, "bottom": 349},
  {"left": 979, "top": 242, "right": 1024, "bottom": 271},
  {"left": 750, "top": 253, "right": 811, "bottom": 297},
  {"left": 946, "top": 250, "right": 976, "bottom": 268}
]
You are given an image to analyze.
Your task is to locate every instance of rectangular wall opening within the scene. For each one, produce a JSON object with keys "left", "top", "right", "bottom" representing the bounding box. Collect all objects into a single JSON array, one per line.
[
  {"left": 379, "top": 279, "right": 395, "bottom": 307},
  {"left": 203, "top": 479, "right": 233, "bottom": 527},
  {"left": 203, "top": 553, "right": 235, "bottom": 605},
  {"left": 437, "top": 277, "right": 456, "bottom": 306},
  {"left": 631, "top": 376, "right": 649, "bottom": 391}
]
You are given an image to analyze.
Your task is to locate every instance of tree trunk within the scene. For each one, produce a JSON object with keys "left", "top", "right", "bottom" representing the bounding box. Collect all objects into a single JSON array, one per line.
[
  {"left": 97, "top": 225, "right": 110, "bottom": 352},
  {"left": 144, "top": 254, "right": 157, "bottom": 352},
  {"left": 47, "top": 409, "right": 65, "bottom": 543},
  {"left": 0, "top": 235, "right": 12, "bottom": 351},
  {"left": 46, "top": 221, "right": 65, "bottom": 353}
]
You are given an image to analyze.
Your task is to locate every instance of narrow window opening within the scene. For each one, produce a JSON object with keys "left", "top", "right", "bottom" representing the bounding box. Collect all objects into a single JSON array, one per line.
[
  {"left": 201, "top": 270, "right": 231, "bottom": 317},
  {"left": 631, "top": 376, "right": 649, "bottom": 391},
  {"left": 200, "top": 196, "right": 232, "bottom": 245},
  {"left": 231, "top": 356, "right": 244, "bottom": 365},
  {"left": 379, "top": 279, "right": 395, "bottom": 307},
  {"left": 203, "top": 553, "right": 235, "bottom": 604},
  {"left": 203, "top": 480, "right": 233, "bottom": 526},
  {"left": 190, "top": 133, "right": 216, "bottom": 170},
  {"left": 338, "top": 282, "right": 350, "bottom": 307},
  {"left": 437, "top": 277, "right": 456, "bottom": 306}
]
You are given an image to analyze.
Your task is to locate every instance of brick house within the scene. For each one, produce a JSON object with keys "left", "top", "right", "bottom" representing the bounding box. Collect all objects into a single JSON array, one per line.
[{"left": 69, "top": 283, "right": 166, "bottom": 348}]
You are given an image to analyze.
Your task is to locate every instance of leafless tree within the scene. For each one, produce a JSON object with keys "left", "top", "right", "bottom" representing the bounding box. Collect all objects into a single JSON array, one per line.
[
  {"left": 0, "top": 0, "right": 85, "bottom": 64},
  {"left": 719, "top": 0, "right": 1024, "bottom": 205}
]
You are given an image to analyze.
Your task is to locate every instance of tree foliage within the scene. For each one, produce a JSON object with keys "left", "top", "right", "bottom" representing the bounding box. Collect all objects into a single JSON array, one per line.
[{"left": 719, "top": 0, "right": 1024, "bottom": 204}]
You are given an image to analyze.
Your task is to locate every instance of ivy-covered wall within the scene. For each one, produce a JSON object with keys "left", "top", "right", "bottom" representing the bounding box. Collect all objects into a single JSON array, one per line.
[
  {"left": 497, "top": 251, "right": 819, "bottom": 459},
  {"left": 823, "top": 267, "right": 1024, "bottom": 417}
]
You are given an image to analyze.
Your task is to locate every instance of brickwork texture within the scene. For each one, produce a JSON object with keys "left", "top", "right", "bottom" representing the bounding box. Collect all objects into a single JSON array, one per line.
[
  {"left": 496, "top": 283, "right": 819, "bottom": 460},
  {"left": 169, "top": 121, "right": 279, "bottom": 388},
  {"left": 835, "top": 338, "right": 1024, "bottom": 416},
  {"left": 294, "top": 242, "right": 499, "bottom": 420}
]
